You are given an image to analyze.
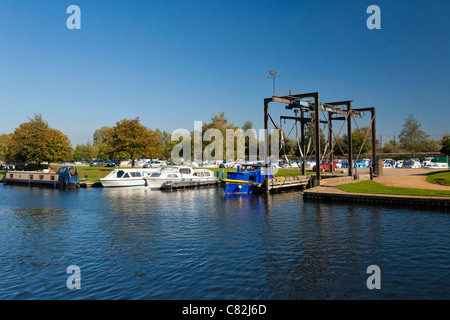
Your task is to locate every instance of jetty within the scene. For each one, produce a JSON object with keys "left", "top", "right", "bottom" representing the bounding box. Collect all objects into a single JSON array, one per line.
[{"left": 161, "top": 180, "right": 220, "bottom": 191}]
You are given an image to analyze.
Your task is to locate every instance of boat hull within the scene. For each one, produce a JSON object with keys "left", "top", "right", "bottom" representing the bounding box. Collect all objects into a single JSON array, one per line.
[
  {"left": 99, "top": 178, "right": 146, "bottom": 188},
  {"left": 223, "top": 182, "right": 254, "bottom": 194},
  {"left": 3, "top": 179, "right": 79, "bottom": 188}
]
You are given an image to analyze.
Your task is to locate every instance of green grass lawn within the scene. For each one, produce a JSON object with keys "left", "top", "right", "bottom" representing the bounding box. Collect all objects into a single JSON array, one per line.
[
  {"left": 335, "top": 180, "right": 450, "bottom": 197},
  {"left": 426, "top": 170, "right": 450, "bottom": 186}
]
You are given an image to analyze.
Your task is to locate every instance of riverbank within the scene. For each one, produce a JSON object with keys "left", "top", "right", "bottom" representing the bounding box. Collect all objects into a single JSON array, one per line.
[{"left": 303, "top": 168, "right": 450, "bottom": 208}]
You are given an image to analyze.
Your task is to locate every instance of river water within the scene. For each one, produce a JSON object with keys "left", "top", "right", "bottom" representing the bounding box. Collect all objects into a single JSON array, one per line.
[{"left": 0, "top": 185, "right": 448, "bottom": 300}]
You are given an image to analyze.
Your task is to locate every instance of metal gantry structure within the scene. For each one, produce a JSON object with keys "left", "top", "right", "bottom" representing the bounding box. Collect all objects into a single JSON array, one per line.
[{"left": 263, "top": 90, "right": 376, "bottom": 189}]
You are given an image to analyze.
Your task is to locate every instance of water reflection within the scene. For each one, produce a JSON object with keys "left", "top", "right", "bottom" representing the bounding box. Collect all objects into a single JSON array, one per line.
[{"left": 0, "top": 185, "right": 449, "bottom": 299}]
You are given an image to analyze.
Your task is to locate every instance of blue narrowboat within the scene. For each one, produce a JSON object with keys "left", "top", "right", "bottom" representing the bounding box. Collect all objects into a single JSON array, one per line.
[{"left": 222, "top": 164, "right": 274, "bottom": 194}]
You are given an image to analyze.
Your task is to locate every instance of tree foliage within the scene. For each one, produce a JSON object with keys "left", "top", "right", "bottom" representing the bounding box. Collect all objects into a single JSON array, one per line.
[
  {"left": 9, "top": 114, "right": 72, "bottom": 164},
  {"left": 399, "top": 115, "right": 428, "bottom": 155},
  {"left": 103, "top": 118, "right": 162, "bottom": 166},
  {"left": 441, "top": 133, "right": 450, "bottom": 156},
  {"left": 73, "top": 141, "right": 95, "bottom": 162},
  {"left": 202, "top": 112, "right": 240, "bottom": 160},
  {"left": 0, "top": 133, "right": 12, "bottom": 162},
  {"left": 93, "top": 126, "right": 113, "bottom": 159}
]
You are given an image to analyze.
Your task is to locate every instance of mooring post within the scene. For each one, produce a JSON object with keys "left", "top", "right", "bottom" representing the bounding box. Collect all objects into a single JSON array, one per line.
[
  {"left": 301, "top": 109, "right": 306, "bottom": 176},
  {"left": 264, "top": 98, "right": 270, "bottom": 192},
  {"left": 347, "top": 102, "right": 353, "bottom": 177},
  {"left": 371, "top": 107, "right": 376, "bottom": 176},
  {"left": 328, "top": 111, "right": 333, "bottom": 174},
  {"left": 314, "top": 92, "right": 321, "bottom": 182}
]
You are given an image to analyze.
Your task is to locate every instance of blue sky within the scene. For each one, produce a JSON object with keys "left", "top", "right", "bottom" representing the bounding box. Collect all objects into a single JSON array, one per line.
[{"left": 0, "top": 0, "right": 449, "bottom": 146}]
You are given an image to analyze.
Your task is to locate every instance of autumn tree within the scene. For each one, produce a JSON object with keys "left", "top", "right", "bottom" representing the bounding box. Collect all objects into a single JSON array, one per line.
[
  {"left": 9, "top": 114, "right": 72, "bottom": 164},
  {"left": 104, "top": 118, "right": 162, "bottom": 167},
  {"left": 0, "top": 133, "right": 12, "bottom": 162}
]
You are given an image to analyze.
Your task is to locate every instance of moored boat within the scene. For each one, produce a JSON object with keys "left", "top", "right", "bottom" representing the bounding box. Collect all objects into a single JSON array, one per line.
[
  {"left": 145, "top": 166, "right": 217, "bottom": 189},
  {"left": 3, "top": 166, "right": 80, "bottom": 188},
  {"left": 222, "top": 164, "right": 274, "bottom": 194},
  {"left": 99, "top": 168, "right": 160, "bottom": 187}
]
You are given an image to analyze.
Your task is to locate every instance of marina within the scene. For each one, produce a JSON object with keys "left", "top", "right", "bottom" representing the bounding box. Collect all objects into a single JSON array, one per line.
[{"left": 0, "top": 1, "right": 449, "bottom": 303}]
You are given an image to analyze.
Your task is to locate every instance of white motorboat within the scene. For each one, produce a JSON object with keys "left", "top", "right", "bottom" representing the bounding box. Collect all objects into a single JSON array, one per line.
[
  {"left": 145, "top": 166, "right": 217, "bottom": 189},
  {"left": 422, "top": 157, "right": 434, "bottom": 168},
  {"left": 428, "top": 157, "right": 449, "bottom": 169},
  {"left": 99, "top": 168, "right": 160, "bottom": 187},
  {"left": 383, "top": 159, "right": 396, "bottom": 168},
  {"left": 401, "top": 158, "right": 422, "bottom": 169}
]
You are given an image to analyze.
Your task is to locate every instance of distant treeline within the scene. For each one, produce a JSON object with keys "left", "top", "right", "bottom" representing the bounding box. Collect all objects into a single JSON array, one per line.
[{"left": 0, "top": 113, "right": 449, "bottom": 164}]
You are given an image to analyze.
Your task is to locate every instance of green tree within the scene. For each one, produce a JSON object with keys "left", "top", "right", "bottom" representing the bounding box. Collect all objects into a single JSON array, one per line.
[
  {"left": 241, "top": 120, "right": 259, "bottom": 160},
  {"left": 93, "top": 126, "right": 113, "bottom": 159},
  {"left": 9, "top": 114, "right": 72, "bottom": 164},
  {"left": 155, "top": 129, "right": 178, "bottom": 160},
  {"left": 422, "top": 139, "right": 442, "bottom": 153},
  {"left": 399, "top": 115, "right": 429, "bottom": 155},
  {"left": 382, "top": 139, "right": 403, "bottom": 154},
  {"left": 441, "top": 133, "right": 450, "bottom": 156},
  {"left": 104, "top": 118, "right": 162, "bottom": 167},
  {"left": 0, "top": 133, "right": 12, "bottom": 162},
  {"left": 202, "top": 112, "right": 240, "bottom": 160},
  {"left": 73, "top": 141, "right": 95, "bottom": 162}
]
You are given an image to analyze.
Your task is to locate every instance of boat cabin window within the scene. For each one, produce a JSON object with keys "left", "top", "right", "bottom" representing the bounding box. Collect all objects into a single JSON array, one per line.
[
  {"left": 117, "top": 170, "right": 125, "bottom": 178},
  {"left": 30, "top": 175, "right": 34, "bottom": 180},
  {"left": 122, "top": 173, "right": 130, "bottom": 178},
  {"left": 167, "top": 174, "right": 179, "bottom": 178},
  {"left": 180, "top": 168, "right": 191, "bottom": 174},
  {"left": 51, "top": 175, "right": 55, "bottom": 181},
  {"left": 39, "top": 175, "right": 44, "bottom": 180},
  {"left": 249, "top": 175, "right": 256, "bottom": 181},
  {"left": 130, "top": 172, "right": 142, "bottom": 177}
]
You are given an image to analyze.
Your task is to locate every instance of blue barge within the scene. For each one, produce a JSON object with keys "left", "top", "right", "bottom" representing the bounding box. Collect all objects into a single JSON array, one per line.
[{"left": 222, "top": 164, "right": 274, "bottom": 194}]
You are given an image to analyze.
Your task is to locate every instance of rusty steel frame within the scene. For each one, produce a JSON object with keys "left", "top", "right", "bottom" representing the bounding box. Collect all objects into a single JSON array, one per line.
[{"left": 264, "top": 92, "right": 376, "bottom": 191}]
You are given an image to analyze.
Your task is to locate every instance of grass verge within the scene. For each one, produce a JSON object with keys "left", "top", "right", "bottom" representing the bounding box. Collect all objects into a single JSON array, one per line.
[
  {"left": 426, "top": 170, "right": 450, "bottom": 186},
  {"left": 335, "top": 180, "right": 450, "bottom": 197}
]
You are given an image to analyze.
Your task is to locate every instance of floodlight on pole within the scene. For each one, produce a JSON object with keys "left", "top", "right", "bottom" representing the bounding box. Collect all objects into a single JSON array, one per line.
[{"left": 267, "top": 69, "right": 280, "bottom": 96}]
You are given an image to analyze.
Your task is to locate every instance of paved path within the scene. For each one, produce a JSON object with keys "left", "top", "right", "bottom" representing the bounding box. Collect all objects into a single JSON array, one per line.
[{"left": 324, "top": 168, "right": 450, "bottom": 191}]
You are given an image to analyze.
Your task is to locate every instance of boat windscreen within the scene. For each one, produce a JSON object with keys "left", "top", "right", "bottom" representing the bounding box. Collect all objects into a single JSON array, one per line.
[{"left": 161, "top": 167, "right": 178, "bottom": 172}]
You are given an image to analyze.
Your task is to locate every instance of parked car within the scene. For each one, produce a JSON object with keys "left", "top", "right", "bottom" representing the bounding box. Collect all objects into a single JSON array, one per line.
[
  {"left": 143, "top": 160, "right": 166, "bottom": 168},
  {"left": 104, "top": 159, "right": 120, "bottom": 167},
  {"left": 313, "top": 160, "right": 337, "bottom": 172},
  {"left": 90, "top": 159, "right": 105, "bottom": 167},
  {"left": 219, "top": 160, "right": 235, "bottom": 168}
]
